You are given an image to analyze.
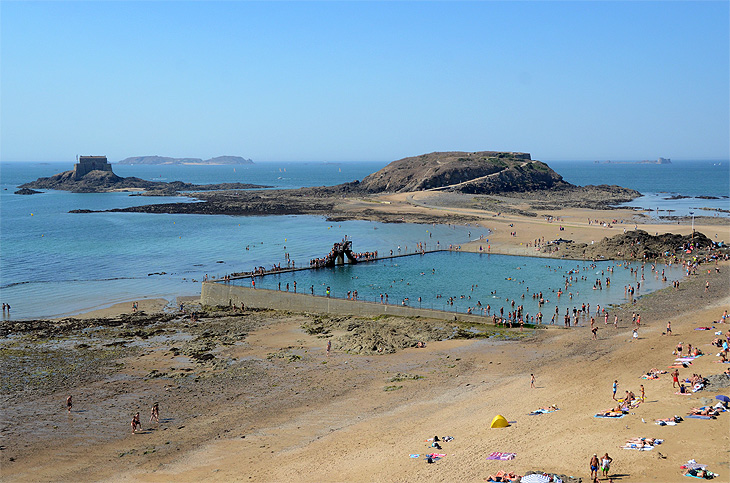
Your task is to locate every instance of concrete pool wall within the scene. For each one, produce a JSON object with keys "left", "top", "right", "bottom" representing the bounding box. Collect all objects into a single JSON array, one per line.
[{"left": 201, "top": 281, "right": 498, "bottom": 323}]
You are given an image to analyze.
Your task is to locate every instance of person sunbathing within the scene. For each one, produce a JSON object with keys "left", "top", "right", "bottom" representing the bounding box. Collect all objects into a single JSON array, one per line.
[
  {"left": 689, "top": 407, "right": 719, "bottom": 416},
  {"left": 598, "top": 407, "right": 624, "bottom": 417},
  {"left": 486, "top": 470, "right": 520, "bottom": 482}
]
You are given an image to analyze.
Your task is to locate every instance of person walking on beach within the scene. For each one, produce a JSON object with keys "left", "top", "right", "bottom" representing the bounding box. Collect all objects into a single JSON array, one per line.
[
  {"left": 150, "top": 403, "right": 159, "bottom": 423},
  {"left": 530, "top": 374, "right": 535, "bottom": 388},
  {"left": 612, "top": 380, "right": 618, "bottom": 400},
  {"left": 66, "top": 395, "right": 72, "bottom": 413},
  {"left": 666, "top": 321, "right": 672, "bottom": 335},
  {"left": 640, "top": 384, "right": 645, "bottom": 401},
  {"left": 326, "top": 339, "right": 331, "bottom": 357},
  {"left": 672, "top": 369, "right": 680, "bottom": 388},
  {"left": 589, "top": 454, "right": 600, "bottom": 480},
  {"left": 131, "top": 412, "right": 141, "bottom": 433}
]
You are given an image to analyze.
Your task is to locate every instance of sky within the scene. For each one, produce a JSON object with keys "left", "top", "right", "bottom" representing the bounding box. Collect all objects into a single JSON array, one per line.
[{"left": 1, "top": 1, "right": 728, "bottom": 163}]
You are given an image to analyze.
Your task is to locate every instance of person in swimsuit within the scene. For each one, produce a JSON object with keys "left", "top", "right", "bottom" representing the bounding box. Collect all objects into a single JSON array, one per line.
[
  {"left": 66, "top": 395, "right": 72, "bottom": 413},
  {"left": 672, "top": 369, "right": 680, "bottom": 388},
  {"left": 601, "top": 453, "right": 613, "bottom": 478},
  {"left": 590, "top": 454, "right": 599, "bottom": 480},
  {"left": 131, "top": 412, "right": 142, "bottom": 433}
]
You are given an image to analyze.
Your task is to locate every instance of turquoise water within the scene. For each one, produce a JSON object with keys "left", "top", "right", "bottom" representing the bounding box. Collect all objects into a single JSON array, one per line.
[
  {"left": 0, "top": 159, "right": 724, "bottom": 319},
  {"left": 233, "top": 252, "right": 684, "bottom": 317}
]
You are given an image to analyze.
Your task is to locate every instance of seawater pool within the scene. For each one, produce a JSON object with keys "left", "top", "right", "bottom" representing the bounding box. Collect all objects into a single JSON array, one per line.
[{"left": 231, "top": 251, "right": 685, "bottom": 319}]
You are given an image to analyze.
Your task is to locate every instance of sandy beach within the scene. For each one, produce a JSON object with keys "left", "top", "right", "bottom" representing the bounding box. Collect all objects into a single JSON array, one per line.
[{"left": 2, "top": 200, "right": 729, "bottom": 483}]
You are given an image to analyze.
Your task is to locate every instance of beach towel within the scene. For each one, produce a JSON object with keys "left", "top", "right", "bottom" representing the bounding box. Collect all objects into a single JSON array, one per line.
[
  {"left": 675, "top": 391, "right": 692, "bottom": 396},
  {"left": 684, "top": 470, "right": 719, "bottom": 479},
  {"left": 595, "top": 413, "right": 626, "bottom": 418},
  {"left": 686, "top": 415, "right": 713, "bottom": 419},
  {"left": 681, "top": 462, "right": 708, "bottom": 470},
  {"left": 487, "top": 452, "right": 516, "bottom": 460},
  {"left": 528, "top": 408, "right": 559, "bottom": 415},
  {"left": 409, "top": 454, "right": 420, "bottom": 458},
  {"left": 622, "top": 444, "right": 654, "bottom": 451},
  {"left": 427, "top": 453, "right": 446, "bottom": 458}
]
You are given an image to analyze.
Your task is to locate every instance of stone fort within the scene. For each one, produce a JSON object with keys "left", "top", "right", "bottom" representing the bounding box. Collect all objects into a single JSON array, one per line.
[{"left": 73, "top": 155, "right": 113, "bottom": 180}]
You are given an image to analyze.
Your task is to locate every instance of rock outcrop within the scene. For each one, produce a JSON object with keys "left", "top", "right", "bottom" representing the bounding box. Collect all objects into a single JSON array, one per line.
[
  {"left": 14, "top": 188, "right": 42, "bottom": 195},
  {"left": 20, "top": 169, "right": 270, "bottom": 193},
  {"left": 359, "top": 151, "right": 568, "bottom": 194}
]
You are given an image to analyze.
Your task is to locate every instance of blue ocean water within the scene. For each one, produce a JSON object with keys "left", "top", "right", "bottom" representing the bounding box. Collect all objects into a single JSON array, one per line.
[
  {"left": 0, "top": 159, "right": 725, "bottom": 319},
  {"left": 548, "top": 160, "right": 730, "bottom": 218}
]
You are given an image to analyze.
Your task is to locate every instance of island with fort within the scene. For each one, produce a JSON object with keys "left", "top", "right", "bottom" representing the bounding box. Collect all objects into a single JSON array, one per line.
[
  {"left": 58, "top": 150, "right": 643, "bottom": 217},
  {"left": 19, "top": 156, "right": 269, "bottom": 193}
]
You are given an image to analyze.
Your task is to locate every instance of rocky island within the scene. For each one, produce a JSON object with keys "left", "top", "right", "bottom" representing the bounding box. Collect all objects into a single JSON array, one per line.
[
  {"left": 19, "top": 156, "right": 269, "bottom": 194},
  {"left": 116, "top": 155, "right": 254, "bottom": 165},
  {"left": 63, "top": 151, "right": 642, "bottom": 221}
]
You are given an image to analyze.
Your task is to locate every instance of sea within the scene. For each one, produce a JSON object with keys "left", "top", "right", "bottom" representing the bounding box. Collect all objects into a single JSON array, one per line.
[{"left": 1, "top": 159, "right": 727, "bottom": 320}]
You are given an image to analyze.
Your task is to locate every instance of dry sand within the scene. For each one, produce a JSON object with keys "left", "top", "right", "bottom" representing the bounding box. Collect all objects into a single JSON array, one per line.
[{"left": 2, "top": 199, "right": 729, "bottom": 483}]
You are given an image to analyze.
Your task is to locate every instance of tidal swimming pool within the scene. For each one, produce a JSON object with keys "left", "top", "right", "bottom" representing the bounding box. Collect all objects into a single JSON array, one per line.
[{"left": 231, "top": 252, "right": 685, "bottom": 318}]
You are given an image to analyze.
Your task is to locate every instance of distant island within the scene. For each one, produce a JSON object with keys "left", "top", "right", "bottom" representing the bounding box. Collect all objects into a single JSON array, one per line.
[
  {"left": 594, "top": 158, "right": 671, "bottom": 165},
  {"left": 116, "top": 155, "right": 254, "bottom": 165},
  {"left": 19, "top": 156, "right": 268, "bottom": 193}
]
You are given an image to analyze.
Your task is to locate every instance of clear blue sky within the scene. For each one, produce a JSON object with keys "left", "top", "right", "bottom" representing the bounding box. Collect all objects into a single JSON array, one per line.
[{"left": 2, "top": 1, "right": 728, "bottom": 163}]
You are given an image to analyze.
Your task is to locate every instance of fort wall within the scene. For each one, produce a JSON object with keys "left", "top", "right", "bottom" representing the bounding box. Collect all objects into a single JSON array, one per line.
[{"left": 73, "top": 156, "right": 113, "bottom": 180}]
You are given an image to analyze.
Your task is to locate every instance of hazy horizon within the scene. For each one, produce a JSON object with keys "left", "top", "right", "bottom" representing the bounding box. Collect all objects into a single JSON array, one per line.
[{"left": 2, "top": 2, "right": 728, "bottom": 163}]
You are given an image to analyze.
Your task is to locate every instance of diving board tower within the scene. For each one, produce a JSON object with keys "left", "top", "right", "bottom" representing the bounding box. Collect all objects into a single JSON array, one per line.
[
  {"left": 332, "top": 240, "right": 358, "bottom": 266},
  {"left": 73, "top": 155, "right": 113, "bottom": 180}
]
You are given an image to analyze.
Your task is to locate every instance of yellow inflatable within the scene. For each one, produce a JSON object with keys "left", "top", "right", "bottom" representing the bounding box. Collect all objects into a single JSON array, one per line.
[{"left": 490, "top": 414, "right": 509, "bottom": 428}]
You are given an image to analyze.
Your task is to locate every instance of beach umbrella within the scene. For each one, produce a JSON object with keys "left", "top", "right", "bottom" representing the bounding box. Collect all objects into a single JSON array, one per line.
[
  {"left": 520, "top": 474, "right": 550, "bottom": 483},
  {"left": 716, "top": 395, "right": 729, "bottom": 403}
]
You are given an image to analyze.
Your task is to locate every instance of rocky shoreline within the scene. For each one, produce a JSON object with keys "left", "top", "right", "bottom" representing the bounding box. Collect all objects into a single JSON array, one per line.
[{"left": 19, "top": 170, "right": 270, "bottom": 194}]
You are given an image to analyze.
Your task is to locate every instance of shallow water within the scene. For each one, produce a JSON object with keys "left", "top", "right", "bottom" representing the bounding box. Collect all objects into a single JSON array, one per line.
[{"left": 231, "top": 251, "right": 685, "bottom": 318}]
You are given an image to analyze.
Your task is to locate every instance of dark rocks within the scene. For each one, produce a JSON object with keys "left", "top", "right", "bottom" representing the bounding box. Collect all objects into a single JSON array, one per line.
[
  {"left": 19, "top": 169, "right": 270, "bottom": 194},
  {"left": 14, "top": 188, "right": 42, "bottom": 195},
  {"left": 555, "top": 230, "right": 722, "bottom": 261}
]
